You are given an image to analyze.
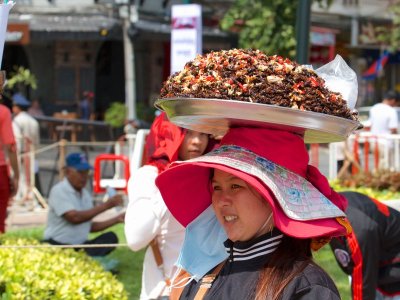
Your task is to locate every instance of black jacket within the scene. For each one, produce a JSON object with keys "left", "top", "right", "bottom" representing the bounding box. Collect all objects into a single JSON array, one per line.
[
  {"left": 330, "top": 191, "right": 400, "bottom": 300},
  {"left": 180, "top": 229, "right": 340, "bottom": 300}
]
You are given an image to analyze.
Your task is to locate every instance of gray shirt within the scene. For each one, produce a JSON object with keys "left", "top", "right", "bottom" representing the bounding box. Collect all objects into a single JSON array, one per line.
[{"left": 44, "top": 178, "right": 93, "bottom": 244}]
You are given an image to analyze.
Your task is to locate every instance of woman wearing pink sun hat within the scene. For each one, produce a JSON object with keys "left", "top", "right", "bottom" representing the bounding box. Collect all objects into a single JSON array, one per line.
[
  {"left": 156, "top": 127, "right": 351, "bottom": 300},
  {"left": 153, "top": 49, "right": 362, "bottom": 300}
]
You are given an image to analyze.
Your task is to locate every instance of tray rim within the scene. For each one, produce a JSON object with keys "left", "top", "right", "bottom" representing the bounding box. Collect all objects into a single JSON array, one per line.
[{"left": 155, "top": 97, "right": 362, "bottom": 143}]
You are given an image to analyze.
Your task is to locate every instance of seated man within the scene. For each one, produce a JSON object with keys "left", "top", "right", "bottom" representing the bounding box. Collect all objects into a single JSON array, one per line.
[{"left": 43, "top": 152, "right": 125, "bottom": 256}]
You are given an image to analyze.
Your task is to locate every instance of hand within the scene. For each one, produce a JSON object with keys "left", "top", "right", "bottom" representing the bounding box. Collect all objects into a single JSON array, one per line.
[
  {"left": 116, "top": 212, "right": 126, "bottom": 223},
  {"left": 9, "top": 177, "right": 19, "bottom": 197},
  {"left": 106, "top": 194, "right": 123, "bottom": 208}
]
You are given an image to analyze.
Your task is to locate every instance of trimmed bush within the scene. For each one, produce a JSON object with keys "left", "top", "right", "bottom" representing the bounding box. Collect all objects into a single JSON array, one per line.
[{"left": 0, "top": 237, "right": 128, "bottom": 299}]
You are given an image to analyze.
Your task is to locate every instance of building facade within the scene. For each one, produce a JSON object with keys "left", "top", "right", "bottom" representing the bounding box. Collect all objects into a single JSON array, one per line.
[
  {"left": 5, "top": 0, "right": 397, "bottom": 121},
  {"left": 5, "top": 0, "right": 235, "bottom": 121}
]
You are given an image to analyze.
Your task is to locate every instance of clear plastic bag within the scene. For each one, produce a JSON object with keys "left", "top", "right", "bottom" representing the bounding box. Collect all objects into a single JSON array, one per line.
[{"left": 315, "top": 55, "right": 358, "bottom": 110}]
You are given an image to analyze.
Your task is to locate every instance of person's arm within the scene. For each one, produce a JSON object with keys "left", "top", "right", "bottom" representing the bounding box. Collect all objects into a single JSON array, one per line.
[
  {"left": 282, "top": 265, "right": 341, "bottom": 300},
  {"left": 90, "top": 212, "right": 125, "bottom": 232},
  {"left": 389, "top": 108, "right": 398, "bottom": 134},
  {"left": 124, "top": 166, "right": 162, "bottom": 251},
  {"left": 5, "top": 144, "right": 19, "bottom": 196},
  {"left": 63, "top": 194, "right": 123, "bottom": 224},
  {"left": 289, "top": 286, "right": 340, "bottom": 300},
  {"left": 1, "top": 106, "right": 19, "bottom": 196}
]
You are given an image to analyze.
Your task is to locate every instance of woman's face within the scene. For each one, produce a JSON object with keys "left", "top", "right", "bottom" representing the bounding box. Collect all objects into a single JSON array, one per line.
[
  {"left": 211, "top": 169, "right": 274, "bottom": 242},
  {"left": 178, "top": 130, "right": 209, "bottom": 161}
]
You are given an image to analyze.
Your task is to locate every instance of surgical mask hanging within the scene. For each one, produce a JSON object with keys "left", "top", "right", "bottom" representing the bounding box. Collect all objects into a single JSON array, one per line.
[{"left": 175, "top": 205, "right": 228, "bottom": 281}]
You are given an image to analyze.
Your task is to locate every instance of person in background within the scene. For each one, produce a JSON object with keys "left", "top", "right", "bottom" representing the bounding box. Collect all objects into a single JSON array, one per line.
[
  {"left": 367, "top": 90, "right": 398, "bottom": 135},
  {"left": 330, "top": 191, "right": 400, "bottom": 300},
  {"left": 28, "top": 98, "right": 45, "bottom": 118},
  {"left": 79, "top": 91, "right": 96, "bottom": 143},
  {"left": 123, "top": 118, "right": 151, "bottom": 135},
  {"left": 156, "top": 127, "right": 351, "bottom": 300},
  {"left": 365, "top": 90, "right": 399, "bottom": 168},
  {"left": 79, "top": 91, "right": 94, "bottom": 120},
  {"left": 124, "top": 112, "right": 210, "bottom": 300},
  {"left": 0, "top": 102, "right": 19, "bottom": 233},
  {"left": 43, "top": 152, "right": 125, "bottom": 257},
  {"left": 12, "top": 94, "right": 41, "bottom": 203}
]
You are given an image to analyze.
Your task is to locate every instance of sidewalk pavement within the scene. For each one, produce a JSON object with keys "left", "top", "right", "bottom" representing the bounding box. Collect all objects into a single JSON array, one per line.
[
  {"left": 6, "top": 206, "right": 47, "bottom": 230},
  {"left": 5, "top": 205, "right": 120, "bottom": 231}
]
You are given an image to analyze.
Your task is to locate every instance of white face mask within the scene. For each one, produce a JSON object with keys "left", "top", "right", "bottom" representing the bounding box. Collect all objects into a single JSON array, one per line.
[{"left": 175, "top": 205, "right": 228, "bottom": 281}]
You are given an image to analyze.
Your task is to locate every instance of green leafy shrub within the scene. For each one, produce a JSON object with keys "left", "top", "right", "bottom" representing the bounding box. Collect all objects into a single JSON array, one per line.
[
  {"left": 104, "top": 102, "right": 127, "bottom": 128},
  {"left": 0, "top": 237, "right": 128, "bottom": 300}
]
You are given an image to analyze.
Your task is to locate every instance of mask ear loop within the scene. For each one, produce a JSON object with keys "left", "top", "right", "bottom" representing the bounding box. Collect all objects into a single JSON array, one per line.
[
  {"left": 168, "top": 266, "right": 196, "bottom": 292},
  {"left": 254, "top": 213, "right": 274, "bottom": 238}
]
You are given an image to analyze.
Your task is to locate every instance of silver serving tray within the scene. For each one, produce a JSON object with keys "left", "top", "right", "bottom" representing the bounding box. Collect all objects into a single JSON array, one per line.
[{"left": 155, "top": 98, "right": 362, "bottom": 143}]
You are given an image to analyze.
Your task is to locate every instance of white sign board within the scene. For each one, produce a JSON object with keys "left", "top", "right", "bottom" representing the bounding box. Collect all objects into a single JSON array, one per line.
[{"left": 171, "top": 4, "right": 202, "bottom": 74}]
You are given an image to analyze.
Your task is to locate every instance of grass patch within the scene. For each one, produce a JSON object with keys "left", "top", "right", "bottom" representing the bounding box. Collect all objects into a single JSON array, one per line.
[{"left": 3, "top": 226, "right": 350, "bottom": 299}]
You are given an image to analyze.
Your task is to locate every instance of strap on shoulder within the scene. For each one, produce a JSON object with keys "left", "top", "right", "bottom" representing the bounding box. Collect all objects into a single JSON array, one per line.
[{"left": 170, "top": 261, "right": 225, "bottom": 300}]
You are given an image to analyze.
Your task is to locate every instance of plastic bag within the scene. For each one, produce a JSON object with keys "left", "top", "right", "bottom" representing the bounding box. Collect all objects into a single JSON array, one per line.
[{"left": 315, "top": 55, "right": 358, "bottom": 110}]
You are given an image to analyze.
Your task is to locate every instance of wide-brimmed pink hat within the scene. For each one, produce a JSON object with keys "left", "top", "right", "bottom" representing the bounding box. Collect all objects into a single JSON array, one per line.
[{"left": 156, "top": 127, "right": 350, "bottom": 239}]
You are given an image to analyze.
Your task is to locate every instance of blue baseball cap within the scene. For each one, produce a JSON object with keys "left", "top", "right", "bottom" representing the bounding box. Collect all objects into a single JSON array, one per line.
[
  {"left": 65, "top": 153, "right": 93, "bottom": 171},
  {"left": 12, "top": 93, "right": 31, "bottom": 107}
]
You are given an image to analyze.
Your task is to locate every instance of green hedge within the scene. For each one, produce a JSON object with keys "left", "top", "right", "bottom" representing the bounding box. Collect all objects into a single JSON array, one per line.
[
  {"left": 330, "top": 180, "right": 400, "bottom": 200},
  {"left": 0, "top": 237, "right": 128, "bottom": 300}
]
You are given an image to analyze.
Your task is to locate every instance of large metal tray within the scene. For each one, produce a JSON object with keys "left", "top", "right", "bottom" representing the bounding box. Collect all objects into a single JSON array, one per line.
[{"left": 155, "top": 98, "right": 362, "bottom": 143}]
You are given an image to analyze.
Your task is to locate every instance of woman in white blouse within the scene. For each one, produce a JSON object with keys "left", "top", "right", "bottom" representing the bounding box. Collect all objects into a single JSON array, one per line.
[{"left": 124, "top": 112, "right": 210, "bottom": 300}]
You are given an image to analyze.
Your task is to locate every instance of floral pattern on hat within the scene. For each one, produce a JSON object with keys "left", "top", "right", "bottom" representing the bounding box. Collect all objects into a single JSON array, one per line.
[{"left": 192, "top": 145, "right": 345, "bottom": 221}]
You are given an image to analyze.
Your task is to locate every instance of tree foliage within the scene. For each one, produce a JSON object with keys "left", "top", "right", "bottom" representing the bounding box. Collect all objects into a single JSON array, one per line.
[
  {"left": 220, "top": 0, "right": 331, "bottom": 59},
  {"left": 5, "top": 66, "right": 37, "bottom": 91},
  {"left": 376, "top": 0, "right": 400, "bottom": 52}
]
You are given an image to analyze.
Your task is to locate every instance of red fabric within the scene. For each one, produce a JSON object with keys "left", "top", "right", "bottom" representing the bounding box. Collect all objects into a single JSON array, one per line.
[
  {"left": 0, "top": 104, "right": 16, "bottom": 166},
  {"left": 347, "top": 231, "right": 363, "bottom": 300},
  {"left": 145, "top": 112, "right": 185, "bottom": 173},
  {"left": 0, "top": 165, "right": 10, "bottom": 233},
  {"left": 221, "top": 127, "right": 347, "bottom": 211},
  {"left": 369, "top": 197, "right": 390, "bottom": 217},
  {"left": 221, "top": 127, "right": 309, "bottom": 177}
]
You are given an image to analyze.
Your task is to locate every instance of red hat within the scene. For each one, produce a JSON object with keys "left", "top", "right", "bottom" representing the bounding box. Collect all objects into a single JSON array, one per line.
[{"left": 156, "top": 127, "right": 350, "bottom": 239}]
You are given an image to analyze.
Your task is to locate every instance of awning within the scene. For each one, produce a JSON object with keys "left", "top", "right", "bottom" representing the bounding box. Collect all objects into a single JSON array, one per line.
[{"left": 9, "top": 14, "right": 122, "bottom": 41}]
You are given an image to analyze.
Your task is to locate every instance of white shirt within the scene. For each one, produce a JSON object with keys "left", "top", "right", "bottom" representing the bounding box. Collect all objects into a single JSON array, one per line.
[
  {"left": 13, "top": 111, "right": 40, "bottom": 149},
  {"left": 368, "top": 103, "right": 398, "bottom": 149},
  {"left": 368, "top": 103, "right": 398, "bottom": 135},
  {"left": 44, "top": 178, "right": 93, "bottom": 244},
  {"left": 124, "top": 165, "right": 185, "bottom": 300}
]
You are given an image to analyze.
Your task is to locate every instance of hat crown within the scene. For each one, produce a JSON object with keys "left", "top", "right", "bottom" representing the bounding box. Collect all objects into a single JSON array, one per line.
[
  {"left": 66, "top": 153, "right": 92, "bottom": 170},
  {"left": 220, "top": 127, "right": 309, "bottom": 177},
  {"left": 12, "top": 93, "right": 30, "bottom": 107}
]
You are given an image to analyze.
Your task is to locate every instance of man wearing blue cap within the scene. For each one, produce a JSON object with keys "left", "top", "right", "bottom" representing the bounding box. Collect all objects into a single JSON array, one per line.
[
  {"left": 43, "top": 152, "right": 125, "bottom": 256},
  {"left": 12, "top": 92, "right": 41, "bottom": 204}
]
